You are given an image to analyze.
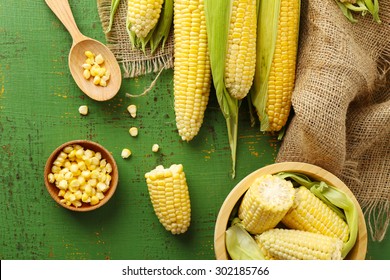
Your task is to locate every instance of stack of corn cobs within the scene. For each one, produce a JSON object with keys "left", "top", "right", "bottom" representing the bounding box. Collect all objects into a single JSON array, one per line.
[
  {"left": 226, "top": 172, "right": 359, "bottom": 260},
  {"left": 108, "top": 0, "right": 380, "bottom": 178},
  {"left": 104, "top": 0, "right": 300, "bottom": 178}
]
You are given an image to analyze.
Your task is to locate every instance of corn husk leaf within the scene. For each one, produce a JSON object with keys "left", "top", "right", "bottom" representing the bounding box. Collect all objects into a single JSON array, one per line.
[
  {"left": 250, "top": 0, "right": 281, "bottom": 132},
  {"left": 276, "top": 171, "right": 359, "bottom": 259},
  {"left": 105, "top": 0, "right": 120, "bottom": 33},
  {"left": 204, "top": 0, "right": 239, "bottom": 178},
  {"left": 226, "top": 218, "right": 265, "bottom": 260},
  {"left": 335, "top": 0, "right": 381, "bottom": 23}
]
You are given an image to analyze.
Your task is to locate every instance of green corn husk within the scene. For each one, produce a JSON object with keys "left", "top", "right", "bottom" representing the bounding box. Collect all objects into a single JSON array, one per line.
[
  {"left": 204, "top": 0, "right": 240, "bottom": 178},
  {"left": 335, "top": 0, "right": 381, "bottom": 23},
  {"left": 105, "top": 0, "right": 120, "bottom": 33},
  {"left": 275, "top": 171, "right": 359, "bottom": 259},
  {"left": 250, "top": 0, "right": 281, "bottom": 132},
  {"left": 226, "top": 218, "right": 265, "bottom": 260}
]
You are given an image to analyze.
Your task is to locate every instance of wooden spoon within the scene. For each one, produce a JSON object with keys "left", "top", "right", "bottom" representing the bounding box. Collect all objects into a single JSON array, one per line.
[{"left": 45, "top": 0, "right": 121, "bottom": 101}]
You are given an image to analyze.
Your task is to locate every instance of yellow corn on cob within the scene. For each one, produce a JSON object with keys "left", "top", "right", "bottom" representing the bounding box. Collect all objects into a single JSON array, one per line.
[
  {"left": 255, "top": 228, "right": 343, "bottom": 260},
  {"left": 238, "top": 174, "right": 295, "bottom": 234},
  {"left": 127, "top": 0, "right": 164, "bottom": 39},
  {"left": 145, "top": 164, "right": 191, "bottom": 234},
  {"left": 282, "top": 186, "right": 350, "bottom": 242},
  {"left": 224, "top": 0, "right": 257, "bottom": 100},
  {"left": 251, "top": 0, "right": 300, "bottom": 132},
  {"left": 173, "top": 0, "right": 211, "bottom": 141}
]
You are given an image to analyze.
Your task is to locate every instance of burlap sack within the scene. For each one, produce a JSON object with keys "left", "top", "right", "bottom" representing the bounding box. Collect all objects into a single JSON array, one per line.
[
  {"left": 97, "top": 0, "right": 173, "bottom": 78},
  {"left": 276, "top": 0, "right": 390, "bottom": 241}
]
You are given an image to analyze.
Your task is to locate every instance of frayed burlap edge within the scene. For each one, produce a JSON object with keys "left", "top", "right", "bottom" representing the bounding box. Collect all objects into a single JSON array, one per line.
[{"left": 97, "top": 0, "right": 173, "bottom": 78}]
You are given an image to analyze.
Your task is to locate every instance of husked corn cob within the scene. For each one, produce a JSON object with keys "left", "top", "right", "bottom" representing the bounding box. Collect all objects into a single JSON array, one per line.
[
  {"left": 173, "top": 0, "right": 211, "bottom": 141},
  {"left": 238, "top": 174, "right": 295, "bottom": 234},
  {"left": 251, "top": 0, "right": 300, "bottom": 132},
  {"left": 282, "top": 186, "right": 350, "bottom": 242},
  {"left": 145, "top": 164, "right": 191, "bottom": 234},
  {"left": 224, "top": 0, "right": 257, "bottom": 100},
  {"left": 255, "top": 228, "right": 343, "bottom": 260},
  {"left": 127, "top": 0, "right": 164, "bottom": 39}
]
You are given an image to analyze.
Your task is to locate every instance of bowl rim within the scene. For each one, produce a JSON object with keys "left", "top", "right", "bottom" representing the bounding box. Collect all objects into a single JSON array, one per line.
[
  {"left": 214, "top": 162, "right": 368, "bottom": 260},
  {"left": 44, "top": 139, "right": 118, "bottom": 212}
]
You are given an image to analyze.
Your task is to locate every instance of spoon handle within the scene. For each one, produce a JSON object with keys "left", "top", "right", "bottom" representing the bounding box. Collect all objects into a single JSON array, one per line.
[{"left": 45, "top": 0, "right": 86, "bottom": 44}]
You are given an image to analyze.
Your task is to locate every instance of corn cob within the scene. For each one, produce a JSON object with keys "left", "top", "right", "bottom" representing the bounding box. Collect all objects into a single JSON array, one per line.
[
  {"left": 127, "top": 0, "right": 164, "bottom": 41},
  {"left": 224, "top": 0, "right": 257, "bottom": 100},
  {"left": 282, "top": 186, "right": 350, "bottom": 242},
  {"left": 255, "top": 228, "right": 343, "bottom": 260},
  {"left": 251, "top": 0, "right": 300, "bottom": 132},
  {"left": 173, "top": 0, "right": 211, "bottom": 141},
  {"left": 238, "top": 174, "right": 295, "bottom": 234},
  {"left": 145, "top": 164, "right": 191, "bottom": 234}
]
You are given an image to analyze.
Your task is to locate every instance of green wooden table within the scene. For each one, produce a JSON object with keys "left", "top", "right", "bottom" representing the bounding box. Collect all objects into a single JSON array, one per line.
[{"left": 0, "top": 0, "right": 388, "bottom": 260}]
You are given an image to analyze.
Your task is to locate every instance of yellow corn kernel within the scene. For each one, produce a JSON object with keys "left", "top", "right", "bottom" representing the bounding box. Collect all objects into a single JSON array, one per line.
[
  {"left": 85, "top": 50, "right": 94, "bottom": 58},
  {"left": 145, "top": 164, "right": 191, "bottom": 234},
  {"left": 90, "top": 195, "right": 99, "bottom": 206},
  {"left": 127, "top": 104, "right": 137, "bottom": 118},
  {"left": 95, "top": 54, "right": 104, "bottom": 65},
  {"left": 238, "top": 174, "right": 295, "bottom": 234},
  {"left": 83, "top": 69, "right": 91, "bottom": 80},
  {"left": 173, "top": 0, "right": 211, "bottom": 141},
  {"left": 255, "top": 228, "right": 343, "bottom": 260},
  {"left": 93, "top": 75, "right": 101, "bottom": 85},
  {"left": 78, "top": 105, "right": 88, "bottom": 116},
  {"left": 152, "top": 144, "right": 159, "bottom": 152},
  {"left": 121, "top": 148, "right": 132, "bottom": 159},
  {"left": 129, "top": 127, "right": 138, "bottom": 137},
  {"left": 97, "top": 182, "right": 109, "bottom": 193}
]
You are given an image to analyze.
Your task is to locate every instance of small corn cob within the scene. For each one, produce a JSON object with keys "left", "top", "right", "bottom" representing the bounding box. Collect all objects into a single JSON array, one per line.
[
  {"left": 282, "top": 186, "right": 350, "bottom": 242},
  {"left": 251, "top": 0, "right": 300, "bottom": 131},
  {"left": 238, "top": 174, "right": 295, "bottom": 234},
  {"left": 127, "top": 0, "right": 164, "bottom": 40},
  {"left": 224, "top": 0, "right": 257, "bottom": 100},
  {"left": 173, "top": 0, "right": 211, "bottom": 141},
  {"left": 255, "top": 228, "right": 343, "bottom": 260},
  {"left": 145, "top": 164, "right": 191, "bottom": 234}
]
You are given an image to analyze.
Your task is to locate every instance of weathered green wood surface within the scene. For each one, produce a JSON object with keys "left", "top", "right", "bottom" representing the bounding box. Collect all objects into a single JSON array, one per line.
[{"left": 0, "top": 0, "right": 388, "bottom": 260}]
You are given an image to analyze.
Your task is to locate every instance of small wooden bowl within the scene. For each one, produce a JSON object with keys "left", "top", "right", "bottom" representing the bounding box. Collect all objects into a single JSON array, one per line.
[
  {"left": 44, "top": 140, "right": 118, "bottom": 211},
  {"left": 214, "top": 162, "right": 368, "bottom": 260}
]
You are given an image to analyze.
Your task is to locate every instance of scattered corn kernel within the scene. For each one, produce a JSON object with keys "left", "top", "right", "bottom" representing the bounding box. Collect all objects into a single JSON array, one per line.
[
  {"left": 78, "top": 105, "right": 88, "bottom": 116},
  {"left": 81, "top": 51, "right": 110, "bottom": 87},
  {"left": 152, "top": 144, "right": 159, "bottom": 153},
  {"left": 121, "top": 148, "right": 132, "bottom": 159},
  {"left": 47, "top": 144, "right": 113, "bottom": 208},
  {"left": 129, "top": 127, "right": 138, "bottom": 137},
  {"left": 127, "top": 104, "right": 137, "bottom": 118}
]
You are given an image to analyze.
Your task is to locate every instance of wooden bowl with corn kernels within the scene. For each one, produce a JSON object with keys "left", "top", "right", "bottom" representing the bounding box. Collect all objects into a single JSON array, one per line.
[
  {"left": 44, "top": 140, "right": 118, "bottom": 212},
  {"left": 214, "top": 162, "right": 368, "bottom": 260}
]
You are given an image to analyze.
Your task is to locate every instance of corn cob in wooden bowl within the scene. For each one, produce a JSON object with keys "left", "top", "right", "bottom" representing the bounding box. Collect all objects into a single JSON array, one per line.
[
  {"left": 214, "top": 162, "right": 367, "bottom": 260},
  {"left": 44, "top": 140, "right": 118, "bottom": 212}
]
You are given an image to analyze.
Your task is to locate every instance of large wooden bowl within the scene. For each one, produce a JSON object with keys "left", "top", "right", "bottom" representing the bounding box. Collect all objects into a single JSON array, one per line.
[
  {"left": 214, "top": 162, "right": 367, "bottom": 260},
  {"left": 44, "top": 140, "right": 118, "bottom": 212}
]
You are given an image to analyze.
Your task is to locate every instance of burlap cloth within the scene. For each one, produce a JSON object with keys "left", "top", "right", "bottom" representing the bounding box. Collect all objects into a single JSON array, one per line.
[
  {"left": 97, "top": 0, "right": 173, "bottom": 78},
  {"left": 276, "top": 0, "right": 390, "bottom": 241}
]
